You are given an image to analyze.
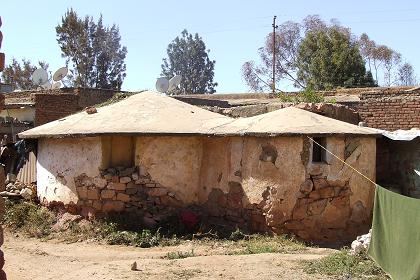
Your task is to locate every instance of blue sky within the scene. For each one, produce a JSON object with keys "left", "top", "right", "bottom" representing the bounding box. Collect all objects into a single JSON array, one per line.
[{"left": 1, "top": 0, "right": 419, "bottom": 92}]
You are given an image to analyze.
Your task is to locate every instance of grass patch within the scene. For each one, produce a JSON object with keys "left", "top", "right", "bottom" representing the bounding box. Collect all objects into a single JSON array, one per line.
[
  {"left": 166, "top": 249, "right": 195, "bottom": 259},
  {"left": 3, "top": 200, "right": 56, "bottom": 238},
  {"left": 234, "top": 234, "right": 306, "bottom": 255},
  {"left": 2, "top": 201, "right": 180, "bottom": 247},
  {"left": 3, "top": 202, "right": 306, "bottom": 257},
  {"left": 303, "top": 249, "right": 388, "bottom": 279}
]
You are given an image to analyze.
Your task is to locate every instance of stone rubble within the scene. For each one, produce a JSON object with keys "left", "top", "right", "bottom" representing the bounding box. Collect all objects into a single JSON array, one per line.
[
  {"left": 350, "top": 230, "right": 371, "bottom": 255},
  {"left": 0, "top": 180, "right": 36, "bottom": 200}
]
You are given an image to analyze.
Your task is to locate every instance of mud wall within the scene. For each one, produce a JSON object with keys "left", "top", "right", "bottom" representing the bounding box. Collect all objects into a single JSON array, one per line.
[
  {"left": 198, "top": 136, "right": 375, "bottom": 243},
  {"left": 376, "top": 138, "right": 420, "bottom": 198},
  {"left": 37, "top": 137, "right": 103, "bottom": 204},
  {"left": 135, "top": 137, "right": 203, "bottom": 204},
  {"left": 37, "top": 135, "right": 376, "bottom": 243}
]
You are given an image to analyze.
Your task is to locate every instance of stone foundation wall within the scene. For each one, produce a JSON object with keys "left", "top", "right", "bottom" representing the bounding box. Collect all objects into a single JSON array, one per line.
[
  {"left": 73, "top": 166, "right": 180, "bottom": 224},
  {"left": 70, "top": 165, "right": 266, "bottom": 232}
]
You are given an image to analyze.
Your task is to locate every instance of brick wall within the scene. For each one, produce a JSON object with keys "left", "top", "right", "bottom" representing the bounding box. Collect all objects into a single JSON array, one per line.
[
  {"left": 358, "top": 90, "right": 420, "bottom": 131},
  {"left": 73, "top": 88, "right": 116, "bottom": 108},
  {"left": 34, "top": 93, "right": 79, "bottom": 126},
  {"left": 34, "top": 88, "right": 117, "bottom": 126}
]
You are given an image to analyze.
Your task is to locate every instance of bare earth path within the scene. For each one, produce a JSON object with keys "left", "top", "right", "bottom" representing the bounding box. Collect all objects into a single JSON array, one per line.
[{"left": 2, "top": 234, "right": 333, "bottom": 280}]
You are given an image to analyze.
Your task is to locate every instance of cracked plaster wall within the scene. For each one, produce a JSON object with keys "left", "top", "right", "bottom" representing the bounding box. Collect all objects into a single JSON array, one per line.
[
  {"left": 37, "top": 137, "right": 102, "bottom": 204},
  {"left": 37, "top": 134, "right": 376, "bottom": 243}
]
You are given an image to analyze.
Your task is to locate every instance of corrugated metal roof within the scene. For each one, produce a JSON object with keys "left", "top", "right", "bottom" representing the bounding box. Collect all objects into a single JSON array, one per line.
[
  {"left": 382, "top": 129, "right": 420, "bottom": 141},
  {"left": 17, "top": 151, "right": 36, "bottom": 184}
]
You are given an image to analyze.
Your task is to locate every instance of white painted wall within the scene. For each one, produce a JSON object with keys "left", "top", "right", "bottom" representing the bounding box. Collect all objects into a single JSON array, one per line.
[
  {"left": 37, "top": 137, "right": 102, "bottom": 204},
  {"left": 0, "top": 107, "right": 35, "bottom": 122}
]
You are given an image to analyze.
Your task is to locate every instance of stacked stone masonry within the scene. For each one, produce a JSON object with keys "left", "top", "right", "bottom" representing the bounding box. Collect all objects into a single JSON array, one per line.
[{"left": 71, "top": 166, "right": 266, "bottom": 233}]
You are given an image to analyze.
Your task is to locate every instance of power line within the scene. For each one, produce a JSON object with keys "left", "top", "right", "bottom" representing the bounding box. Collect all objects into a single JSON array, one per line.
[{"left": 343, "top": 18, "right": 420, "bottom": 24}]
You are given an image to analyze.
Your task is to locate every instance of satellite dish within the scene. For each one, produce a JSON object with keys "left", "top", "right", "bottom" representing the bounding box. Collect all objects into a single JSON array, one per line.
[
  {"left": 53, "top": 67, "right": 68, "bottom": 81},
  {"left": 168, "top": 75, "right": 182, "bottom": 91},
  {"left": 52, "top": 81, "right": 61, "bottom": 89},
  {"left": 32, "top": 68, "right": 48, "bottom": 85},
  {"left": 41, "top": 81, "right": 51, "bottom": 89},
  {"left": 155, "top": 77, "right": 169, "bottom": 93}
]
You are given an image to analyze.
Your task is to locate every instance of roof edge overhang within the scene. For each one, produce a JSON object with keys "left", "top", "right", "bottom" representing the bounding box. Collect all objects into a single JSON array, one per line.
[{"left": 19, "top": 131, "right": 381, "bottom": 140}]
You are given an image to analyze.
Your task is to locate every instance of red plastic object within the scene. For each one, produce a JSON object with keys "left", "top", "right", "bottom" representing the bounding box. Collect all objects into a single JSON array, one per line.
[{"left": 180, "top": 210, "right": 199, "bottom": 230}]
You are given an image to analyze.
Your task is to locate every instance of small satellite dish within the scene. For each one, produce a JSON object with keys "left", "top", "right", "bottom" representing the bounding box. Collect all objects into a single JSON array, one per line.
[
  {"left": 52, "top": 81, "right": 61, "bottom": 89},
  {"left": 168, "top": 75, "right": 182, "bottom": 91},
  {"left": 53, "top": 67, "right": 68, "bottom": 81},
  {"left": 155, "top": 77, "right": 169, "bottom": 93},
  {"left": 32, "top": 68, "right": 48, "bottom": 85},
  {"left": 41, "top": 81, "right": 51, "bottom": 90}
]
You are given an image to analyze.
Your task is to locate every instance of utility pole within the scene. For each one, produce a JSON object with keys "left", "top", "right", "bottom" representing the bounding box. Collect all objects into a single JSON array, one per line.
[
  {"left": 272, "top": 15, "right": 278, "bottom": 95},
  {"left": 0, "top": 16, "right": 4, "bottom": 72}
]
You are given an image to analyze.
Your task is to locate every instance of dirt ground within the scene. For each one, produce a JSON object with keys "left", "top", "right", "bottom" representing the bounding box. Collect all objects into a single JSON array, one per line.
[{"left": 2, "top": 234, "right": 334, "bottom": 280}]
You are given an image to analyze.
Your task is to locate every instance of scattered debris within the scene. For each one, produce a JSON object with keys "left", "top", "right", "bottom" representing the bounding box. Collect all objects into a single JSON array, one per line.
[
  {"left": 1, "top": 180, "right": 36, "bottom": 200},
  {"left": 350, "top": 230, "right": 371, "bottom": 255},
  {"left": 52, "top": 213, "right": 83, "bottom": 232},
  {"left": 85, "top": 106, "right": 97, "bottom": 114}
]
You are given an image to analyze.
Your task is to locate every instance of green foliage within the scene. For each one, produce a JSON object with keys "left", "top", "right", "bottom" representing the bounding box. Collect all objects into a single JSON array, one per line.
[
  {"left": 3, "top": 200, "right": 56, "bottom": 238},
  {"left": 1, "top": 58, "right": 49, "bottom": 90},
  {"left": 229, "top": 228, "right": 247, "bottom": 241},
  {"left": 277, "top": 87, "right": 325, "bottom": 103},
  {"left": 166, "top": 249, "right": 195, "bottom": 259},
  {"left": 56, "top": 8, "right": 127, "bottom": 90},
  {"left": 238, "top": 234, "right": 306, "bottom": 255},
  {"left": 243, "top": 15, "right": 381, "bottom": 92},
  {"left": 93, "top": 222, "right": 164, "bottom": 248},
  {"left": 297, "top": 27, "right": 374, "bottom": 90},
  {"left": 303, "top": 249, "right": 388, "bottom": 279},
  {"left": 298, "top": 87, "right": 325, "bottom": 103},
  {"left": 161, "top": 29, "right": 217, "bottom": 94},
  {"left": 3, "top": 201, "right": 180, "bottom": 247}
]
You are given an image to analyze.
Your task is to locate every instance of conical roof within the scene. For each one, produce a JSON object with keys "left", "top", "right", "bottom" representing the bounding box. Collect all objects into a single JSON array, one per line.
[{"left": 19, "top": 91, "right": 232, "bottom": 139}]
